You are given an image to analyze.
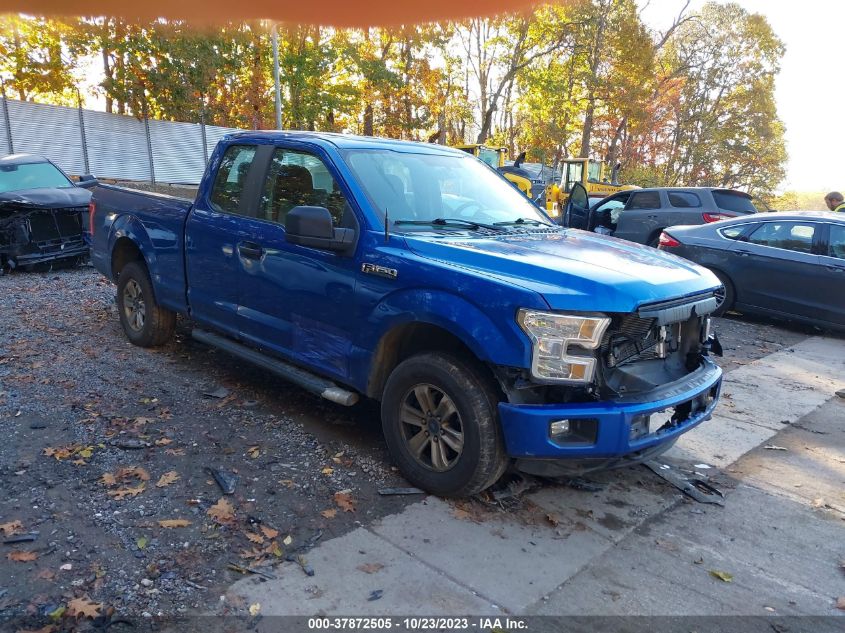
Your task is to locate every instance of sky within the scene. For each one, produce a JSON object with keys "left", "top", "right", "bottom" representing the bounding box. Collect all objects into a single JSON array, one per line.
[{"left": 639, "top": 0, "right": 843, "bottom": 193}]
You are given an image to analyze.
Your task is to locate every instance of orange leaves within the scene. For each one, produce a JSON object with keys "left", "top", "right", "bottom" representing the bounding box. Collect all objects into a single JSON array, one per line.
[
  {"left": 333, "top": 491, "right": 356, "bottom": 513},
  {"left": 207, "top": 498, "right": 236, "bottom": 525},
  {"left": 259, "top": 525, "right": 279, "bottom": 540},
  {"left": 158, "top": 519, "right": 191, "bottom": 528},
  {"left": 101, "top": 465, "right": 150, "bottom": 500},
  {"left": 0, "top": 520, "right": 24, "bottom": 536},
  {"left": 320, "top": 509, "right": 338, "bottom": 519},
  {"left": 7, "top": 550, "right": 38, "bottom": 562},
  {"left": 107, "top": 485, "right": 145, "bottom": 500},
  {"left": 245, "top": 532, "right": 265, "bottom": 545},
  {"left": 43, "top": 444, "right": 94, "bottom": 463},
  {"left": 67, "top": 596, "right": 103, "bottom": 619},
  {"left": 155, "top": 471, "right": 179, "bottom": 488}
]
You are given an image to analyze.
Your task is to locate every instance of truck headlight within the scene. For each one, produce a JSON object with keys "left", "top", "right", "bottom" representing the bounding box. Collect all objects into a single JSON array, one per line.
[{"left": 517, "top": 310, "right": 611, "bottom": 383}]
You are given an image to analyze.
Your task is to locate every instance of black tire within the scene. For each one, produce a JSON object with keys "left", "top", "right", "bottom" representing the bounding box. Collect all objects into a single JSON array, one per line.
[
  {"left": 116, "top": 260, "right": 176, "bottom": 347},
  {"left": 709, "top": 269, "right": 736, "bottom": 316},
  {"left": 381, "top": 352, "right": 508, "bottom": 497}
]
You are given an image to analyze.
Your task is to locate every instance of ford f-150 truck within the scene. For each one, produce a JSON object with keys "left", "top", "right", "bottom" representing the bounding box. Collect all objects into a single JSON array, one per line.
[{"left": 90, "top": 131, "right": 723, "bottom": 497}]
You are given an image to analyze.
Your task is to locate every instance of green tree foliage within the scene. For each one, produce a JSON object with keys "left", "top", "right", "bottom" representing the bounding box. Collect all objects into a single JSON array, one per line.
[{"left": 0, "top": 2, "right": 788, "bottom": 196}]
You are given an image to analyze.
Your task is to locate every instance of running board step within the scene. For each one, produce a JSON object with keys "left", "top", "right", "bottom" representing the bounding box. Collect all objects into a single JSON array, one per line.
[{"left": 191, "top": 329, "right": 359, "bottom": 407}]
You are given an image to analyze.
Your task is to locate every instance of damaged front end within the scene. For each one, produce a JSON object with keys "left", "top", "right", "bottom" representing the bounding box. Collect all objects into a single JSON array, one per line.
[
  {"left": 0, "top": 202, "right": 89, "bottom": 271},
  {"left": 496, "top": 291, "right": 723, "bottom": 477}
]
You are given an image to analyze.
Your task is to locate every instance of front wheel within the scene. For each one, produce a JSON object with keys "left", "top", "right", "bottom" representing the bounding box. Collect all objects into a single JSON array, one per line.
[
  {"left": 381, "top": 352, "right": 508, "bottom": 497},
  {"left": 116, "top": 260, "right": 176, "bottom": 347},
  {"left": 708, "top": 269, "right": 736, "bottom": 316}
]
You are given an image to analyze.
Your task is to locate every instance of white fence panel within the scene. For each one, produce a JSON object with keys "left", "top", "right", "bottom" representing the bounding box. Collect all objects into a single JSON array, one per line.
[
  {"left": 83, "top": 109, "right": 152, "bottom": 181},
  {"left": 0, "top": 99, "right": 252, "bottom": 184},
  {"left": 149, "top": 119, "right": 207, "bottom": 184},
  {"left": 6, "top": 100, "right": 88, "bottom": 175}
]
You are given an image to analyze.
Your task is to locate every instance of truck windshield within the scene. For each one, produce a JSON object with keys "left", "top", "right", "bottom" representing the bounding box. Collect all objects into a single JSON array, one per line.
[
  {"left": 0, "top": 161, "right": 73, "bottom": 194},
  {"left": 343, "top": 150, "right": 551, "bottom": 228}
]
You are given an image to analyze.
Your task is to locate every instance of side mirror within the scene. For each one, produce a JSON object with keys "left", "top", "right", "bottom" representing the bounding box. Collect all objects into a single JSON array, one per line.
[
  {"left": 77, "top": 174, "right": 98, "bottom": 189},
  {"left": 285, "top": 206, "right": 355, "bottom": 253}
]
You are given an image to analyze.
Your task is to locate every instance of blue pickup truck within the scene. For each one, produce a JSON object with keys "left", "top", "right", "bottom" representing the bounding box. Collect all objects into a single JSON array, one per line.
[{"left": 90, "top": 131, "right": 723, "bottom": 496}]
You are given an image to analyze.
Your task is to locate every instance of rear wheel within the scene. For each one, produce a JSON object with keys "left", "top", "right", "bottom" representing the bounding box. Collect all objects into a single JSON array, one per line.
[
  {"left": 709, "top": 269, "right": 736, "bottom": 316},
  {"left": 116, "top": 261, "right": 176, "bottom": 347},
  {"left": 381, "top": 352, "right": 508, "bottom": 497}
]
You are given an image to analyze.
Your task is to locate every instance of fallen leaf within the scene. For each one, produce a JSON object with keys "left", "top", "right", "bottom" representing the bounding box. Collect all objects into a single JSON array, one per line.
[
  {"left": 811, "top": 497, "right": 827, "bottom": 509},
  {"left": 156, "top": 471, "right": 180, "bottom": 488},
  {"left": 67, "top": 597, "right": 103, "bottom": 619},
  {"left": 245, "top": 532, "right": 265, "bottom": 545},
  {"left": 709, "top": 570, "right": 733, "bottom": 583},
  {"left": 837, "top": 597, "right": 845, "bottom": 611},
  {"left": 155, "top": 438, "right": 173, "bottom": 446},
  {"left": 0, "top": 520, "right": 24, "bottom": 536},
  {"left": 247, "top": 446, "right": 260, "bottom": 459},
  {"left": 117, "top": 466, "right": 150, "bottom": 482},
  {"left": 283, "top": 535, "right": 293, "bottom": 546},
  {"left": 100, "top": 473, "right": 117, "bottom": 486},
  {"left": 107, "top": 485, "right": 145, "bottom": 500},
  {"left": 452, "top": 508, "right": 472, "bottom": 521},
  {"left": 158, "top": 519, "right": 191, "bottom": 528},
  {"left": 321, "top": 467, "right": 334, "bottom": 475},
  {"left": 334, "top": 491, "right": 356, "bottom": 513},
  {"left": 46, "top": 606, "right": 65, "bottom": 621},
  {"left": 7, "top": 550, "right": 38, "bottom": 562},
  {"left": 357, "top": 563, "right": 384, "bottom": 574},
  {"left": 249, "top": 602, "right": 261, "bottom": 616},
  {"left": 208, "top": 498, "right": 236, "bottom": 525},
  {"left": 259, "top": 525, "right": 279, "bottom": 539},
  {"left": 320, "top": 509, "right": 337, "bottom": 519},
  {"left": 136, "top": 536, "right": 148, "bottom": 550},
  {"left": 545, "top": 513, "right": 560, "bottom": 527},
  {"left": 36, "top": 568, "right": 56, "bottom": 580},
  {"left": 164, "top": 447, "right": 186, "bottom": 456}
]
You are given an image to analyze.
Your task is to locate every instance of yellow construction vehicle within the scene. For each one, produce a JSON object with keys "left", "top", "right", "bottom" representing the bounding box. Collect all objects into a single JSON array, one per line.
[
  {"left": 453, "top": 144, "right": 533, "bottom": 199},
  {"left": 545, "top": 158, "right": 637, "bottom": 218}
]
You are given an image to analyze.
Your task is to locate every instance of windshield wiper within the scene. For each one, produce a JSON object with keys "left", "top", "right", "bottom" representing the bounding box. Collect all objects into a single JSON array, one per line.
[
  {"left": 394, "top": 217, "right": 506, "bottom": 231},
  {"left": 493, "top": 217, "right": 551, "bottom": 227}
]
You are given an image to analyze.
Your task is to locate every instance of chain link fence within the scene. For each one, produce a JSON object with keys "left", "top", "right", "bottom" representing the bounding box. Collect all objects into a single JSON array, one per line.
[{"left": 0, "top": 97, "right": 244, "bottom": 185}]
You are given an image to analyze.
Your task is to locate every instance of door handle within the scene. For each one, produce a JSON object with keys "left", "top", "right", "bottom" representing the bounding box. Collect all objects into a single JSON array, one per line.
[
  {"left": 237, "top": 241, "right": 264, "bottom": 260},
  {"left": 736, "top": 249, "right": 751, "bottom": 256}
]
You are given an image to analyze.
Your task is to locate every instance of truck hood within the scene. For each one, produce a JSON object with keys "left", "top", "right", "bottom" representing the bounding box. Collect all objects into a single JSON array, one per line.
[{"left": 404, "top": 229, "right": 721, "bottom": 313}]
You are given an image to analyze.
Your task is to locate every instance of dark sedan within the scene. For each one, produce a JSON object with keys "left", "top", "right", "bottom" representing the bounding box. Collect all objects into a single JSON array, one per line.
[
  {"left": 0, "top": 154, "right": 94, "bottom": 272},
  {"left": 658, "top": 212, "right": 845, "bottom": 331}
]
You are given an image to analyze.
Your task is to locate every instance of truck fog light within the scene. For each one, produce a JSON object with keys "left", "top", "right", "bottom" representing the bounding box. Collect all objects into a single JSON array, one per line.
[
  {"left": 550, "top": 419, "right": 571, "bottom": 437},
  {"left": 548, "top": 418, "right": 598, "bottom": 445}
]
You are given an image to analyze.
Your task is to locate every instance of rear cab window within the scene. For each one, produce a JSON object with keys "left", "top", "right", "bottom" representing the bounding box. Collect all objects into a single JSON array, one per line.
[
  {"left": 209, "top": 145, "right": 257, "bottom": 215},
  {"left": 713, "top": 190, "right": 757, "bottom": 214}
]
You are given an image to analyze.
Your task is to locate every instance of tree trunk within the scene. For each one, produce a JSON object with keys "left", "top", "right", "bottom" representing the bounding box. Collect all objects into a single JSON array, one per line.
[{"left": 363, "top": 103, "right": 374, "bottom": 136}]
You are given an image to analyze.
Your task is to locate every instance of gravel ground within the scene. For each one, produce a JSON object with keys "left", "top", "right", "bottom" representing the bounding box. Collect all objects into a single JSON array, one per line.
[
  {"left": 0, "top": 264, "right": 823, "bottom": 629},
  {"left": 0, "top": 265, "right": 410, "bottom": 630}
]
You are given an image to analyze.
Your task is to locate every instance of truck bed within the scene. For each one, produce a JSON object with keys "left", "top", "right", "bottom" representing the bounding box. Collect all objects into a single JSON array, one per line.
[{"left": 90, "top": 183, "right": 194, "bottom": 313}]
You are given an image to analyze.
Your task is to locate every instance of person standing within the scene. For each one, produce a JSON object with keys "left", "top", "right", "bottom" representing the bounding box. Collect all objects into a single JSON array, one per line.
[{"left": 824, "top": 191, "right": 845, "bottom": 212}]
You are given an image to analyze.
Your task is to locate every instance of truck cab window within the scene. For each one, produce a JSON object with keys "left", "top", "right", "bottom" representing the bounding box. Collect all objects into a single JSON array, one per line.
[
  {"left": 209, "top": 145, "right": 256, "bottom": 215},
  {"left": 260, "top": 149, "right": 349, "bottom": 226}
]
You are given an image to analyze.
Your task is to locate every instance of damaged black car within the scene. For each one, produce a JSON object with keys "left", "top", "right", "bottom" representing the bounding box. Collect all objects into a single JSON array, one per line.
[{"left": 0, "top": 154, "right": 94, "bottom": 272}]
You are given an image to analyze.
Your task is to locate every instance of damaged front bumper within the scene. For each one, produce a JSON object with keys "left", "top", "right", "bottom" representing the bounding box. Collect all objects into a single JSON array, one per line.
[
  {"left": 498, "top": 357, "right": 722, "bottom": 475},
  {"left": 0, "top": 204, "right": 89, "bottom": 268}
]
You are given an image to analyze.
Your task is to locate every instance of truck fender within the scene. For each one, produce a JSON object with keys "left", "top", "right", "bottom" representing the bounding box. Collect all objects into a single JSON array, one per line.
[
  {"left": 358, "top": 288, "right": 531, "bottom": 398},
  {"left": 108, "top": 214, "right": 158, "bottom": 280}
]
